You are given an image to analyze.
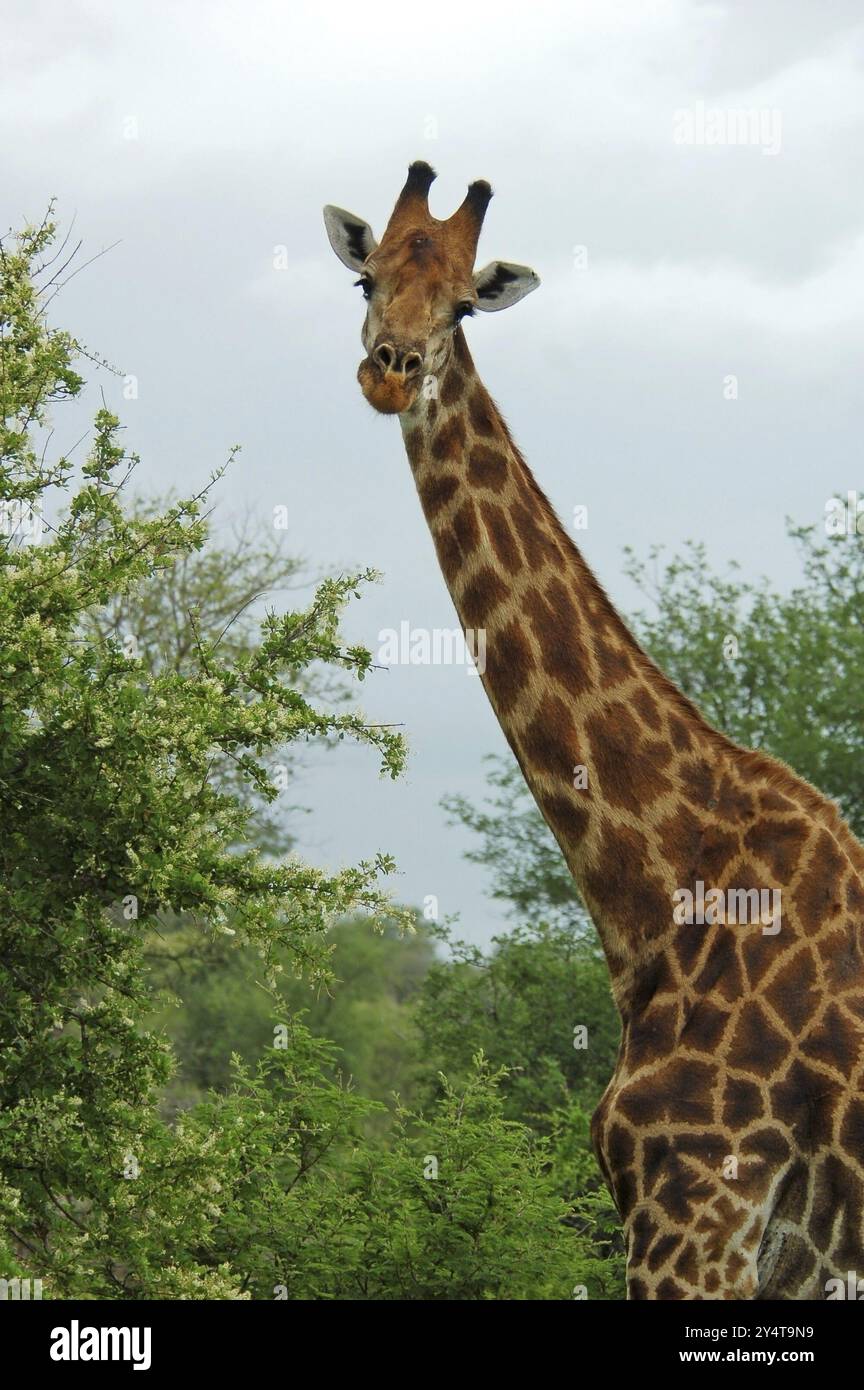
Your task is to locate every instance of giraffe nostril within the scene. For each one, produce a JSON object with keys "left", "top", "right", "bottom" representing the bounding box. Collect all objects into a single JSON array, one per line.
[
  {"left": 373, "top": 343, "right": 396, "bottom": 372},
  {"left": 402, "top": 352, "right": 423, "bottom": 379}
]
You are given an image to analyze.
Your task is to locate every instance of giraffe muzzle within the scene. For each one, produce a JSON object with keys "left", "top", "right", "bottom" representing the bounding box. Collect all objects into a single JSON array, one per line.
[{"left": 357, "top": 341, "right": 425, "bottom": 415}]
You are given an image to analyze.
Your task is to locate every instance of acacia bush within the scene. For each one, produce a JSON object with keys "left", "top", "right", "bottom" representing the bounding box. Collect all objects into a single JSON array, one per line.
[{"left": 0, "top": 214, "right": 403, "bottom": 1296}]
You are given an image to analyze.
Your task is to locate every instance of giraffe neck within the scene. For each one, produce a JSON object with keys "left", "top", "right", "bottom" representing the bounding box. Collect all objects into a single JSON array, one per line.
[{"left": 400, "top": 331, "right": 726, "bottom": 1003}]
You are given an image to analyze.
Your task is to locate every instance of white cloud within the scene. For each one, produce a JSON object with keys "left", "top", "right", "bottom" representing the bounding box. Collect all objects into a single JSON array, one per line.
[{"left": 545, "top": 232, "right": 864, "bottom": 336}]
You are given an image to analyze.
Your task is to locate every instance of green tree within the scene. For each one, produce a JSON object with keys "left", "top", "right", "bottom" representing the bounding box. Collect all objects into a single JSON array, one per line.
[
  {"left": 189, "top": 1040, "right": 593, "bottom": 1300},
  {"left": 79, "top": 491, "right": 438, "bottom": 1119},
  {"left": 0, "top": 212, "right": 408, "bottom": 1297},
  {"left": 624, "top": 525, "right": 864, "bottom": 835},
  {"left": 415, "top": 919, "right": 618, "bottom": 1121},
  {"left": 411, "top": 915, "right": 624, "bottom": 1298},
  {"left": 153, "top": 917, "right": 436, "bottom": 1122}
]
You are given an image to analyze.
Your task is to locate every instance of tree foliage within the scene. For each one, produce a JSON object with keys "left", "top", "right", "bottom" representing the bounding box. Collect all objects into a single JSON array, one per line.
[
  {"left": 0, "top": 213, "right": 406, "bottom": 1296},
  {"left": 191, "top": 1043, "right": 588, "bottom": 1301},
  {"left": 624, "top": 528, "right": 864, "bottom": 836}
]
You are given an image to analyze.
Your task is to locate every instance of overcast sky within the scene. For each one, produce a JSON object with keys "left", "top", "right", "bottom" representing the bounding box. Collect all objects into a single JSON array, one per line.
[{"left": 3, "top": 0, "right": 863, "bottom": 945}]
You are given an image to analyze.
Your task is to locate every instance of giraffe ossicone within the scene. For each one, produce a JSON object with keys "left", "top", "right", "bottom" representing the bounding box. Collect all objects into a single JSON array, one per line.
[{"left": 324, "top": 162, "right": 864, "bottom": 1301}]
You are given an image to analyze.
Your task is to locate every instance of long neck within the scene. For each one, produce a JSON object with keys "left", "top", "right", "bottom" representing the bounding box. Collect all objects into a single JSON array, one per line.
[{"left": 400, "top": 332, "right": 721, "bottom": 1005}]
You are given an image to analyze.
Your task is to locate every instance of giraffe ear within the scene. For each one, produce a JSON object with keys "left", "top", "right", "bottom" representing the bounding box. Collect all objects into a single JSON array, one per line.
[
  {"left": 323, "top": 205, "right": 378, "bottom": 271},
  {"left": 473, "top": 261, "right": 540, "bottom": 311}
]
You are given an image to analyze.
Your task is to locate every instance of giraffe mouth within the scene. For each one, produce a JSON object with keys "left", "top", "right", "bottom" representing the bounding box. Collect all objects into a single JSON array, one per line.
[{"left": 357, "top": 357, "right": 421, "bottom": 415}]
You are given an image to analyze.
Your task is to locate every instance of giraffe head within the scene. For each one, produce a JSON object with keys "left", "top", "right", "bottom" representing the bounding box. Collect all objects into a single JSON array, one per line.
[{"left": 324, "top": 161, "right": 540, "bottom": 415}]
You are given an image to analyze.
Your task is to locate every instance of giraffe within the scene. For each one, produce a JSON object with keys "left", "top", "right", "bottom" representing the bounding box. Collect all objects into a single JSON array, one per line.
[{"left": 324, "top": 162, "right": 864, "bottom": 1300}]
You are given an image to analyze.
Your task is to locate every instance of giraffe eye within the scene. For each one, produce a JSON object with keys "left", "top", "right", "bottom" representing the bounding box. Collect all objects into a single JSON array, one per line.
[
  {"left": 455, "top": 301, "right": 475, "bottom": 322},
  {"left": 354, "top": 276, "right": 373, "bottom": 301}
]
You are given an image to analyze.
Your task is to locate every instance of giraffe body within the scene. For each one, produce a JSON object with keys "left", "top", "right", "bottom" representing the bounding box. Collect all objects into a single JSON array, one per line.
[{"left": 324, "top": 163, "right": 864, "bottom": 1299}]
